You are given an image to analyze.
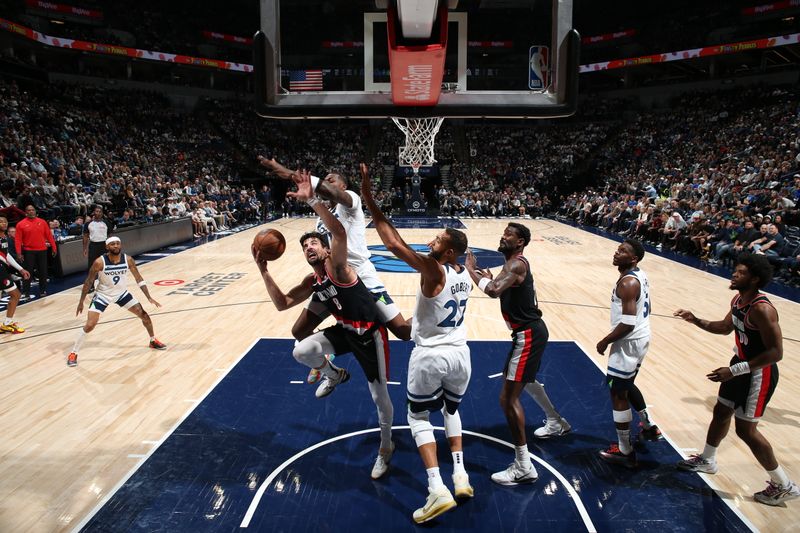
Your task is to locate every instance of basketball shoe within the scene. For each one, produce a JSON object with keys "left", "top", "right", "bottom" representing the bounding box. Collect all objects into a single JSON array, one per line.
[
  {"left": 67, "top": 352, "right": 78, "bottom": 367},
  {"left": 599, "top": 443, "right": 637, "bottom": 468},
  {"left": 491, "top": 461, "right": 538, "bottom": 486},
  {"left": 676, "top": 454, "right": 717, "bottom": 474},
  {"left": 452, "top": 473, "right": 474, "bottom": 498},
  {"left": 371, "top": 441, "right": 395, "bottom": 479},
  {"left": 639, "top": 422, "right": 663, "bottom": 441},
  {"left": 149, "top": 339, "right": 167, "bottom": 350},
  {"left": 754, "top": 480, "right": 800, "bottom": 506},
  {"left": 315, "top": 367, "right": 350, "bottom": 398},
  {"left": 413, "top": 486, "right": 456, "bottom": 524},
  {"left": 0, "top": 322, "right": 24, "bottom": 334},
  {"left": 533, "top": 417, "right": 572, "bottom": 439}
]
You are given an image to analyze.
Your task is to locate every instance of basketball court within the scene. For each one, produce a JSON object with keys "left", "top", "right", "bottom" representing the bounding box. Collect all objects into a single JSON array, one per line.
[
  {"left": 1, "top": 1, "right": 799, "bottom": 531},
  {"left": 1, "top": 217, "right": 799, "bottom": 532}
]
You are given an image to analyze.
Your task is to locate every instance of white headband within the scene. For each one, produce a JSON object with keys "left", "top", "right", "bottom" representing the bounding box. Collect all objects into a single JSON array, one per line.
[{"left": 105, "top": 236, "right": 121, "bottom": 245}]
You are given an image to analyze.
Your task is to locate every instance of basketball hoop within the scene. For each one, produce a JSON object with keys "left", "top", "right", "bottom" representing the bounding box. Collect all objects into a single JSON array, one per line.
[{"left": 392, "top": 116, "right": 445, "bottom": 170}]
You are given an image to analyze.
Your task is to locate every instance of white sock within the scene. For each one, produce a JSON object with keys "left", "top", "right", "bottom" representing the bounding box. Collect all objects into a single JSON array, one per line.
[
  {"left": 617, "top": 429, "right": 632, "bottom": 455},
  {"left": 72, "top": 329, "right": 87, "bottom": 353},
  {"left": 701, "top": 443, "right": 718, "bottom": 462},
  {"left": 514, "top": 445, "right": 531, "bottom": 466},
  {"left": 3, "top": 317, "right": 12, "bottom": 325},
  {"left": 452, "top": 451, "right": 466, "bottom": 475},
  {"left": 768, "top": 465, "right": 791, "bottom": 487},
  {"left": 150, "top": 336, "right": 156, "bottom": 342},
  {"left": 524, "top": 381, "right": 559, "bottom": 420},
  {"left": 427, "top": 467, "right": 444, "bottom": 490}
]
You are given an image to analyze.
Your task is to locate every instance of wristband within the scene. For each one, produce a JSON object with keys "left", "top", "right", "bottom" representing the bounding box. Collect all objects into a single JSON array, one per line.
[
  {"left": 620, "top": 314, "right": 637, "bottom": 325},
  {"left": 730, "top": 361, "right": 750, "bottom": 376},
  {"left": 310, "top": 175, "right": 321, "bottom": 191},
  {"left": 307, "top": 196, "right": 319, "bottom": 207},
  {"left": 478, "top": 278, "right": 491, "bottom": 293},
  {"left": 138, "top": 280, "right": 147, "bottom": 287}
]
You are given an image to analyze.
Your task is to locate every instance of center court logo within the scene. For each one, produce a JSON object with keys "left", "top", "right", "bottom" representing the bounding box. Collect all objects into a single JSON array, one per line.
[{"left": 369, "top": 245, "right": 505, "bottom": 273}]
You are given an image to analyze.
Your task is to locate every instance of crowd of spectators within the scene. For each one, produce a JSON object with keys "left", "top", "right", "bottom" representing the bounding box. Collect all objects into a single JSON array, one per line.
[
  {"left": 557, "top": 85, "right": 800, "bottom": 286},
  {"left": 3, "top": 74, "right": 800, "bottom": 289},
  {"left": 0, "top": 79, "right": 271, "bottom": 242}
]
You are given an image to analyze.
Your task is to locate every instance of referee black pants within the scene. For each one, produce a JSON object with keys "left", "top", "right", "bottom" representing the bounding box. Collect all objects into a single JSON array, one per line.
[
  {"left": 22, "top": 249, "right": 49, "bottom": 296},
  {"left": 88, "top": 241, "right": 106, "bottom": 270}
]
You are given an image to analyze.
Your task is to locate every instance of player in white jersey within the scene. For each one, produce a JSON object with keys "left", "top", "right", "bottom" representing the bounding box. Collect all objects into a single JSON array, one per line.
[
  {"left": 595, "top": 238, "right": 660, "bottom": 468},
  {"left": 67, "top": 236, "right": 166, "bottom": 367},
  {"left": 361, "top": 163, "right": 472, "bottom": 524},
  {"left": 258, "top": 157, "right": 411, "bottom": 380}
]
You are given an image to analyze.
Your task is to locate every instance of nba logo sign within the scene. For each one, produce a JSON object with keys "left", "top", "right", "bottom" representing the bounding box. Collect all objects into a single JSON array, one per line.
[{"left": 528, "top": 46, "right": 549, "bottom": 90}]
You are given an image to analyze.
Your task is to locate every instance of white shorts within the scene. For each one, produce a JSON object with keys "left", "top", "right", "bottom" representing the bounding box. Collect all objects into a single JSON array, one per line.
[
  {"left": 607, "top": 336, "right": 649, "bottom": 380},
  {"left": 306, "top": 260, "right": 400, "bottom": 323},
  {"left": 407, "top": 344, "right": 471, "bottom": 414},
  {"left": 88, "top": 290, "right": 138, "bottom": 314}
]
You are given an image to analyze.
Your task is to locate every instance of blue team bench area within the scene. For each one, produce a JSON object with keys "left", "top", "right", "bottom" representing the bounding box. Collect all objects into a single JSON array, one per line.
[{"left": 77, "top": 339, "right": 751, "bottom": 533}]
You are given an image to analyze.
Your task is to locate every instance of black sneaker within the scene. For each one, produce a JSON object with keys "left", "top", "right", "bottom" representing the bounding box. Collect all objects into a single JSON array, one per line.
[
  {"left": 599, "top": 443, "right": 637, "bottom": 468},
  {"left": 639, "top": 423, "right": 663, "bottom": 442}
]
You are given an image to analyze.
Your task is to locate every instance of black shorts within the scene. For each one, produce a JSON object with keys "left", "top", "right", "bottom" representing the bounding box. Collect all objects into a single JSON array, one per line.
[
  {"left": 503, "top": 320, "right": 549, "bottom": 383},
  {"left": 718, "top": 355, "right": 779, "bottom": 420},
  {"left": 323, "top": 324, "right": 390, "bottom": 384},
  {"left": 0, "top": 264, "right": 16, "bottom": 292},
  {"left": 606, "top": 369, "right": 640, "bottom": 392}
]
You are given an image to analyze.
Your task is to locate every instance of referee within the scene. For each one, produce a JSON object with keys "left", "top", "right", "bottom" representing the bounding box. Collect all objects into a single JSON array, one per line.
[{"left": 83, "top": 205, "right": 115, "bottom": 292}]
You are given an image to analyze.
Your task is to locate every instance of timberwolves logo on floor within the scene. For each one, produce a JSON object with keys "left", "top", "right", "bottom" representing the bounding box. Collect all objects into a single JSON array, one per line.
[{"left": 368, "top": 245, "right": 505, "bottom": 273}]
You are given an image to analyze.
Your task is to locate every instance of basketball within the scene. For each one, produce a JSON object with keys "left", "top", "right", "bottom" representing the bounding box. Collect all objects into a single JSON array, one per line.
[{"left": 252, "top": 229, "right": 286, "bottom": 261}]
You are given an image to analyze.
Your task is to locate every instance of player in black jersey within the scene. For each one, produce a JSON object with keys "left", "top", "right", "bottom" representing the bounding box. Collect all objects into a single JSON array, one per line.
[
  {"left": 0, "top": 216, "right": 31, "bottom": 334},
  {"left": 674, "top": 253, "right": 799, "bottom": 506},
  {"left": 466, "top": 223, "right": 569, "bottom": 486},
  {"left": 254, "top": 170, "right": 395, "bottom": 480}
]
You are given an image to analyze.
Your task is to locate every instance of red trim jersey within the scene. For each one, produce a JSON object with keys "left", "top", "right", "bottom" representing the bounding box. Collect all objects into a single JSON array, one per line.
[
  {"left": 311, "top": 266, "right": 380, "bottom": 335},
  {"left": 499, "top": 255, "right": 542, "bottom": 330},
  {"left": 731, "top": 293, "right": 775, "bottom": 361}
]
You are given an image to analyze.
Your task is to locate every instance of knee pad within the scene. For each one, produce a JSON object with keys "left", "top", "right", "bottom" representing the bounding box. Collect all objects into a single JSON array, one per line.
[
  {"left": 407, "top": 409, "right": 436, "bottom": 447},
  {"left": 442, "top": 408, "right": 462, "bottom": 439},
  {"left": 613, "top": 409, "right": 633, "bottom": 424}
]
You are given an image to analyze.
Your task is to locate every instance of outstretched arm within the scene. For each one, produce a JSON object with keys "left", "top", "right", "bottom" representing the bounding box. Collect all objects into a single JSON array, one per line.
[
  {"left": 252, "top": 247, "right": 315, "bottom": 310},
  {"left": 289, "top": 170, "right": 354, "bottom": 283},
  {"left": 466, "top": 251, "right": 525, "bottom": 299},
  {"left": 257, "top": 156, "right": 297, "bottom": 180},
  {"left": 673, "top": 308, "right": 734, "bottom": 335},
  {"left": 360, "top": 163, "right": 442, "bottom": 282}
]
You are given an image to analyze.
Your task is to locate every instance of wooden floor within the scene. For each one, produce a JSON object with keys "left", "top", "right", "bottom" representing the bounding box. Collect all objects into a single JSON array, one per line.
[{"left": 1, "top": 218, "right": 798, "bottom": 532}]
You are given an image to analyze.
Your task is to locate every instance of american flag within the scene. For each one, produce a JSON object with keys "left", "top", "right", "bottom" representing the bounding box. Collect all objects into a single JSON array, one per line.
[{"left": 289, "top": 69, "right": 323, "bottom": 91}]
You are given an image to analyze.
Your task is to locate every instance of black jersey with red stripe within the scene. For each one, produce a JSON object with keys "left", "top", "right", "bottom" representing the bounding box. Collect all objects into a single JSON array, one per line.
[
  {"left": 500, "top": 255, "right": 542, "bottom": 330},
  {"left": 311, "top": 266, "right": 380, "bottom": 335},
  {"left": 730, "top": 293, "right": 776, "bottom": 361}
]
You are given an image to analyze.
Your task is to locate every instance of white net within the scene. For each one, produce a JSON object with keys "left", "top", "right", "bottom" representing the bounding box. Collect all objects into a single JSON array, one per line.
[{"left": 391, "top": 117, "right": 445, "bottom": 171}]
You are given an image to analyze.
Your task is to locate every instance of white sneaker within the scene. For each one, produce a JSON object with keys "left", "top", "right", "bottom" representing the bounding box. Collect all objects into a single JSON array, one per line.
[
  {"left": 314, "top": 367, "right": 350, "bottom": 398},
  {"left": 754, "top": 480, "right": 800, "bottom": 506},
  {"left": 533, "top": 417, "right": 572, "bottom": 439},
  {"left": 371, "top": 442, "right": 395, "bottom": 479},
  {"left": 676, "top": 454, "right": 718, "bottom": 474},
  {"left": 452, "top": 472, "right": 474, "bottom": 498},
  {"left": 491, "top": 461, "right": 538, "bottom": 486},
  {"left": 412, "top": 486, "right": 456, "bottom": 524}
]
